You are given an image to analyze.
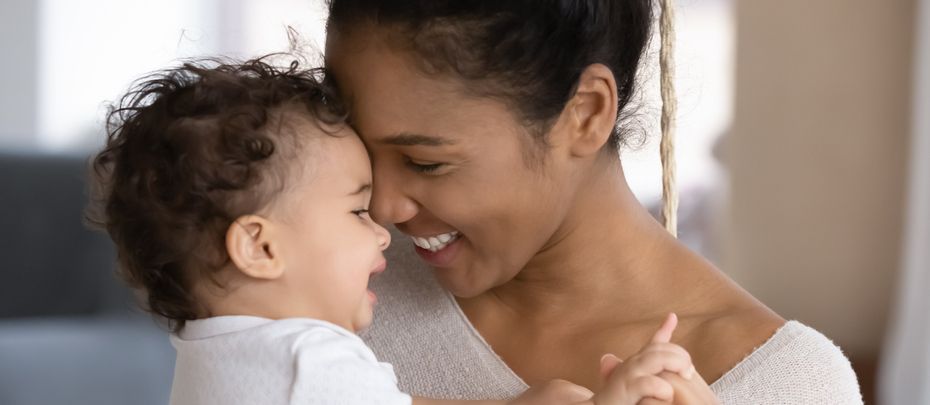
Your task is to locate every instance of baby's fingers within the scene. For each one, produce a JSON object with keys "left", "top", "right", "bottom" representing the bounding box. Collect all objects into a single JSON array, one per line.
[
  {"left": 627, "top": 346, "right": 695, "bottom": 380},
  {"left": 628, "top": 375, "right": 675, "bottom": 403},
  {"left": 592, "top": 375, "right": 674, "bottom": 405},
  {"left": 651, "top": 313, "right": 678, "bottom": 344},
  {"left": 638, "top": 399, "right": 673, "bottom": 405},
  {"left": 600, "top": 354, "right": 623, "bottom": 384}
]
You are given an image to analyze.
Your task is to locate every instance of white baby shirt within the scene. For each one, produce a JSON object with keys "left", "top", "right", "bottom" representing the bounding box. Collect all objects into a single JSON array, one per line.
[{"left": 169, "top": 316, "right": 412, "bottom": 405}]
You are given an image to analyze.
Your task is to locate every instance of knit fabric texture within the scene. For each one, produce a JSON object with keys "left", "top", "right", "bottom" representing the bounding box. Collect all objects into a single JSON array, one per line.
[{"left": 361, "top": 229, "right": 863, "bottom": 404}]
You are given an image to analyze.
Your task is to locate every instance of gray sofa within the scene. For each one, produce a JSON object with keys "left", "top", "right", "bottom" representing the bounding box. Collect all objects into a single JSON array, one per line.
[{"left": 0, "top": 153, "right": 175, "bottom": 405}]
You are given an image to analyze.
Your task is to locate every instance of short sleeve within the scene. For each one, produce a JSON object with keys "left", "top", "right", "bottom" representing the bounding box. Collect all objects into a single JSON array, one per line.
[{"left": 289, "top": 327, "right": 412, "bottom": 405}]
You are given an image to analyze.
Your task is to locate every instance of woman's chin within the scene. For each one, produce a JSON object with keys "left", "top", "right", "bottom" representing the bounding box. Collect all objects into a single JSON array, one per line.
[
  {"left": 415, "top": 237, "right": 517, "bottom": 298},
  {"left": 432, "top": 266, "right": 502, "bottom": 299}
]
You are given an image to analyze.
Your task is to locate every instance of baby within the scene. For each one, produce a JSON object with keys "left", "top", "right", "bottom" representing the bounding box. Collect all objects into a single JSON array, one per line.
[{"left": 90, "top": 57, "right": 695, "bottom": 405}]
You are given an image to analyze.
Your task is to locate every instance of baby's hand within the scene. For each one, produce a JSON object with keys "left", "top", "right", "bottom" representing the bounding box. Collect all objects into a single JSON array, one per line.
[
  {"left": 507, "top": 379, "right": 594, "bottom": 405},
  {"left": 589, "top": 314, "right": 695, "bottom": 405}
]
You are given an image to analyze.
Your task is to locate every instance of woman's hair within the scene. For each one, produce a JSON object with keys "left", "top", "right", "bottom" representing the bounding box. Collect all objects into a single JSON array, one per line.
[
  {"left": 326, "top": 0, "right": 654, "bottom": 151},
  {"left": 88, "top": 57, "right": 346, "bottom": 331}
]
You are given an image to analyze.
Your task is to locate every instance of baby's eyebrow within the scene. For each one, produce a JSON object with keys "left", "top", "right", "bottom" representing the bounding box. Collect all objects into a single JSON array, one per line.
[
  {"left": 349, "top": 183, "right": 372, "bottom": 196},
  {"left": 381, "top": 133, "right": 453, "bottom": 146}
]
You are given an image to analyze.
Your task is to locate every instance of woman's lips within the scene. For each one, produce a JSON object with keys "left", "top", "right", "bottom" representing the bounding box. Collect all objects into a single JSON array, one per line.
[{"left": 414, "top": 234, "right": 464, "bottom": 268}]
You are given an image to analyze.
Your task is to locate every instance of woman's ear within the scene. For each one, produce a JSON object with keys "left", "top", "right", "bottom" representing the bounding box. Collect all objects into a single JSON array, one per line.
[
  {"left": 226, "top": 215, "right": 285, "bottom": 280},
  {"left": 559, "top": 63, "right": 619, "bottom": 158}
]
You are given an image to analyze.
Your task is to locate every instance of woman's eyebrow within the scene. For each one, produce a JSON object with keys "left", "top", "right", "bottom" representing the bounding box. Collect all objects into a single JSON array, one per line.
[{"left": 381, "top": 133, "right": 453, "bottom": 146}]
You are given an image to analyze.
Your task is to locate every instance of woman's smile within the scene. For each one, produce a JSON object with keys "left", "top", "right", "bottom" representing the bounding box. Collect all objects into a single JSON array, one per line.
[
  {"left": 410, "top": 231, "right": 460, "bottom": 251},
  {"left": 410, "top": 232, "right": 465, "bottom": 268}
]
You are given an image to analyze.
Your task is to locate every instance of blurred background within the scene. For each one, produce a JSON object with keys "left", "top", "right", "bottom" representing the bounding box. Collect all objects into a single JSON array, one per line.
[{"left": 1, "top": 0, "right": 928, "bottom": 403}]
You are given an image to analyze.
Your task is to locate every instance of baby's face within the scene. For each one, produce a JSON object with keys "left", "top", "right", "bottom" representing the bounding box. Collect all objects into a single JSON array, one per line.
[{"left": 272, "top": 122, "right": 390, "bottom": 333}]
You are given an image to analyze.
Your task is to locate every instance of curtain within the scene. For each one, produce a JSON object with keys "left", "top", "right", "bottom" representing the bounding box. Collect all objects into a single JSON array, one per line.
[{"left": 878, "top": 0, "right": 930, "bottom": 402}]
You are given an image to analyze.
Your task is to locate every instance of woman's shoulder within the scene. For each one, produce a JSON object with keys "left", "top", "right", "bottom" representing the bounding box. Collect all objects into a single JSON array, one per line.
[
  {"left": 684, "top": 306, "right": 785, "bottom": 382},
  {"left": 708, "top": 319, "right": 863, "bottom": 404}
]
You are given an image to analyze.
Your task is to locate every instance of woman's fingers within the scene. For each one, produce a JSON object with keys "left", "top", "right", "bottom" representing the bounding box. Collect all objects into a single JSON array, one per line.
[{"left": 651, "top": 313, "right": 678, "bottom": 344}]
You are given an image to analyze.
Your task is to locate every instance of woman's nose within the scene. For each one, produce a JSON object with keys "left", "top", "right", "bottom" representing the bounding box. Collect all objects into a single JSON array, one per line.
[{"left": 370, "top": 161, "right": 418, "bottom": 226}]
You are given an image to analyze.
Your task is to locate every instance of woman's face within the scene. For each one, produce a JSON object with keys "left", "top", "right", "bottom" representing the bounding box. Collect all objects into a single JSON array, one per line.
[{"left": 327, "top": 29, "right": 580, "bottom": 298}]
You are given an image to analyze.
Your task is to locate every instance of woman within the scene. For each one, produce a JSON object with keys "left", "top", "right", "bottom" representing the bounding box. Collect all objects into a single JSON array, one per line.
[{"left": 324, "top": 0, "right": 862, "bottom": 403}]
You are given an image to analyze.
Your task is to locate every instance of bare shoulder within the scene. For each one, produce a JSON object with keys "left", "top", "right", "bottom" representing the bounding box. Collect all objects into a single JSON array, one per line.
[{"left": 679, "top": 304, "right": 786, "bottom": 384}]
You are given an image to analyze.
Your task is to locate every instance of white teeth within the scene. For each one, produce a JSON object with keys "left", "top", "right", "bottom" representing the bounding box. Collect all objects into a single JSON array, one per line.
[{"left": 411, "top": 231, "right": 460, "bottom": 252}]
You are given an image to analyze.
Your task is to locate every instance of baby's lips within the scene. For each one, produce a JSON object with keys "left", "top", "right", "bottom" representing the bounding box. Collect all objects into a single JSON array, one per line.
[
  {"left": 370, "top": 259, "right": 387, "bottom": 276},
  {"left": 367, "top": 289, "right": 378, "bottom": 306}
]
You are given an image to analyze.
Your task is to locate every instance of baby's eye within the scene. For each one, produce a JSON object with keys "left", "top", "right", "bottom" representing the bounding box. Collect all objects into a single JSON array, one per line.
[
  {"left": 352, "top": 209, "right": 370, "bottom": 218},
  {"left": 403, "top": 157, "right": 444, "bottom": 174}
]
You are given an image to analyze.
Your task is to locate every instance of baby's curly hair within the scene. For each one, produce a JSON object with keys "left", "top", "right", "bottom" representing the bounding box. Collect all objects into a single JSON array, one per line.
[{"left": 88, "top": 57, "right": 346, "bottom": 331}]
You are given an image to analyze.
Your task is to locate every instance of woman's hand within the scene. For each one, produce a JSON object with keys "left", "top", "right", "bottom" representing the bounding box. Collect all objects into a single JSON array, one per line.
[{"left": 588, "top": 314, "right": 698, "bottom": 405}]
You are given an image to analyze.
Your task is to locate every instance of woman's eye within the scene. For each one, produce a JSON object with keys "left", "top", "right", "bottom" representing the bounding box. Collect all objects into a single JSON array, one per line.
[{"left": 403, "top": 157, "right": 444, "bottom": 173}]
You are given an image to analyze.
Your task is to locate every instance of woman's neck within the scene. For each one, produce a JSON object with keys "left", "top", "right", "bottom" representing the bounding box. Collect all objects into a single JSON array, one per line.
[{"left": 476, "top": 159, "right": 711, "bottom": 325}]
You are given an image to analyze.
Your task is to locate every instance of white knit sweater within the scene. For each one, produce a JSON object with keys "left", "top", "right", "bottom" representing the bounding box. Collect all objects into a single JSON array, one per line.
[{"left": 361, "top": 231, "right": 863, "bottom": 404}]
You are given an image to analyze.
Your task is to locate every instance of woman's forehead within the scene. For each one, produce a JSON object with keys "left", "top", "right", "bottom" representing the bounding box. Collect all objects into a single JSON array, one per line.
[
  {"left": 328, "top": 35, "right": 490, "bottom": 141},
  {"left": 330, "top": 33, "right": 459, "bottom": 101}
]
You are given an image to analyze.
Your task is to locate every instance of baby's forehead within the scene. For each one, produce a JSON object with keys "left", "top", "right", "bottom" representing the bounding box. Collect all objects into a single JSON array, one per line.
[
  {"left": 268, "top": 106, "right": 341, "bottom": 138},
  {"left": 269, "top": 114, "right": 369, "bottom": 185}
]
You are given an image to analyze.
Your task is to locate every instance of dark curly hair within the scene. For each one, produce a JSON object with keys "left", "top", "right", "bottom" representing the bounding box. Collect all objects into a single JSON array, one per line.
[
  {"left": 88, "top": 57, "right": 346, "bottom": 332},
  {"left": 326, "top": 0, "right": 653, "bottom": 152}
]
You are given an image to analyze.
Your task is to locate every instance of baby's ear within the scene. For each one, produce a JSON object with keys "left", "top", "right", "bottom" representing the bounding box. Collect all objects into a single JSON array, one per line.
[{"left": 226, "top": 215, "right": 285, "bottom": 280}]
